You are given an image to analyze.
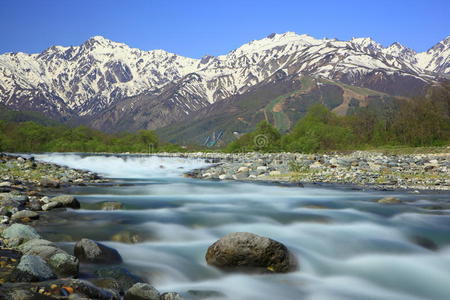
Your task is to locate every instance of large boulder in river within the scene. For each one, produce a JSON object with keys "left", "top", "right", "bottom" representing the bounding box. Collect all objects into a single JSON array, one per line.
[
  {"left": 49, "top": 195, "right": 80, "bottom": 209},
  {"left": 74, "top": 239, "right": 122, "bottom": 264},
  {"left": 74, "top": 238, "right": 123, "bottom": 264},
  {"left": 205, "top": 232, "right": 297, "bottom": 273}
]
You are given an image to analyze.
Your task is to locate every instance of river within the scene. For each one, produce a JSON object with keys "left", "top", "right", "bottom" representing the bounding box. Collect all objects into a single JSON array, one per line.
[{"left": 34, "top": 153, "right": 450, "bottom": 300}]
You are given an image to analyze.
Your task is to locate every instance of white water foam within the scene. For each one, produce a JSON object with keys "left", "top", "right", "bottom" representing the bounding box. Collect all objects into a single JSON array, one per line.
[{"left": 34, "top": 153, "right": 210, "bottom": 178}]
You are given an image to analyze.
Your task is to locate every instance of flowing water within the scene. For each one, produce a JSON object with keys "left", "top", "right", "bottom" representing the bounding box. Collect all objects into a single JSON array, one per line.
[{"left": 34, "top": 153, "right": 450, "bottom": 300}]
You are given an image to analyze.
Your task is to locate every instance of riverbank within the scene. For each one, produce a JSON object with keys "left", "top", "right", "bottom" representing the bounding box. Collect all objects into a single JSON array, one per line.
[
  {"left": 0, "top": 154, "right": 180, "bottom": 299},
  {"left": 167, "top": 151, "right": 449, "bottom": 191}
]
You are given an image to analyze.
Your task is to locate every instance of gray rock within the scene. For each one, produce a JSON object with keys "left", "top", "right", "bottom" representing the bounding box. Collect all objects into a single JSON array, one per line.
[
  {"left": 48, "top": 252, "right": 79, "bottom": 277},
  {"left": 205, "top": 232, "right": 297, "bottom": 273},
  {"left": 74, "top": 238, "right": 123, "bottom": 264},
  {"left": 124, "top": 283, "right": 160, "bottom": 300},
  {"left": 40, "top": 177, "right": 60, "bottom": 188},
  {"left": 18, "top": 238, "right": 53, "bottom": 249},
  {"left": 50, "top": 195, "right": 80, "bottom": 208},
  {"left": 11, "top": 195, "right": 28, "bottom": 203},
  {"left": 2, "top": 224, "right": 41, "bottom": 246},
  {"left": 42, "top": 201, "right": 60, "bottom": 211},
  {"left": 11, "top": 210, "right": 39, "bottom": 221},
  {"left": 23, "top": 245, "right": 63, "bottom": 260},
  {"left": 95, "top": 266, "right": 144, "bottom": 292},
  {"left": 14, "top": 255, "right": 55, "bottom": 282},
  {"left": 88, "top": 278, "right": 122, "bottom": 298},
  {"left": 28, "top": 199, "right": 42, "bottom": 211}
]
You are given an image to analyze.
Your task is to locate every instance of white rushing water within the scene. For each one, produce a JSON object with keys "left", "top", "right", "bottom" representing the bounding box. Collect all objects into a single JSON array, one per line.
[{"left": 35, "top": 153, "right": 450, "bottom": 300}]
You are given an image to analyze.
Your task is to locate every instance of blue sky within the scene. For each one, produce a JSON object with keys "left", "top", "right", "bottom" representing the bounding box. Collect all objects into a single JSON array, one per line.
[{"left": 0, "top": 0, "right": 448, "bottom": 57}]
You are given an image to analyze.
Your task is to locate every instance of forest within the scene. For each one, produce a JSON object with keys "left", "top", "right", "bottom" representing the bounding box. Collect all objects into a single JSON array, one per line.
[
  {"left": 226, "top": 97, "right": 450, "bottom": 153},
  {"left": 0, "top": 121, "right": 184, "bottom": 153},
  {"left": 0, "top": 96, "right": 448, "bottom": 154}
]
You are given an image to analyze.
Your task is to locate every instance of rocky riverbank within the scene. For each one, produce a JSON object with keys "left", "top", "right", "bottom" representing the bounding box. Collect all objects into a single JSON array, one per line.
[
  {"left": 0, "top": 154, "right": 181, "bottom": 300},
  {"left": 175, "top": 151, "right": 449, "bottom": 191}
]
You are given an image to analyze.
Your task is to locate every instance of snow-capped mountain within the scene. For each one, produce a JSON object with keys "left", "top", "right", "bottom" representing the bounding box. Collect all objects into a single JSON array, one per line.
[
  {"left": 0, "top": 32, "right": 448, "bottom": 126},
  {"left": 416, "top": 36, "right": 450, "bottom": 74}
]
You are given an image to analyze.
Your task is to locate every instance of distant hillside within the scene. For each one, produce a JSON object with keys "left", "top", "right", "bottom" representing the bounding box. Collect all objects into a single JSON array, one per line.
[
  {"left": 156, "top": 74, "right": 403, "bottom": 146},
  {"left": 0, "top": 105, "right": 61, "bottom": 126}
]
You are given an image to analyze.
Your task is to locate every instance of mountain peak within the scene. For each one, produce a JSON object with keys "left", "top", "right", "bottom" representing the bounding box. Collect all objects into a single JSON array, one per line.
[
  {"left": 82, "top": 35, "right": 121, "bottom": 50},
  {"left": 88, "top": 35, "right": 111, "bottom": 43},
  {"left": 351, "top": 37, "right": 382, "bottom": 49},
  {"left": 441, "top": 36, "right": 450, "bottom": 45}
]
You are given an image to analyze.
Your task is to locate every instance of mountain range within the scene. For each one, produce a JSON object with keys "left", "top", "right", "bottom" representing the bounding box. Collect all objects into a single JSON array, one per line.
[{"left": 0, "top": 32, "right": 449, "bottom": 143}]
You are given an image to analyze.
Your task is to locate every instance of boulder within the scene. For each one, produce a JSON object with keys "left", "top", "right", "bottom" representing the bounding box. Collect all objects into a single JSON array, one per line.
[
  {"left": 18, "top": 239, "right": 55, "bottom": 252},
  {"left": 39, "top": 177, "right": 60, "bottom": 188},
  {"left": 42, "top": 201, "right": 60, "bottom": 211},
  {"left": 95, "top": 266, "right": 144, "bottom": 292},
  {"left": 50, "top": 195, "right": 80, "bottom": 209},
  {"left": 48, "top": 252, "right": 79, "bottom": 277},
  {"left": 74, "top": 238, "right": 122, "bottom": 264},
  {"left": 88, "top": 278, "right": 122, "bottom": 298},
  {"left": 205, "top": 232, "right": 296, "bottom": 273},
  {"left": 124, "top": 283, "right": 160, "bottom": 300},
  {"left": 2, "top": 224, "right": 41, "bottom": 246},
  {"left": 13, "top": 255, "right": 55, "bottom": 282},
  {"left": 24, "top": 245, "right": 63, "bottom": 260},
  {"left": 11, "top": 210, "right": 39, "bottom": 221}
]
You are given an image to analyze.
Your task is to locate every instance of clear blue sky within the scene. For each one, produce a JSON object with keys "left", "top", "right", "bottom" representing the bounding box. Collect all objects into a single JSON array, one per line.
[{"left": 0, "top": 0, "right": 448, "bottom": 57}]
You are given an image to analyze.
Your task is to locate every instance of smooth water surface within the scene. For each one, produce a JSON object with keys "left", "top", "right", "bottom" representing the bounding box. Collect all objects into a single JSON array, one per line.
[{"left": 35, "top": 153, "right": 450, "bottom": 300}]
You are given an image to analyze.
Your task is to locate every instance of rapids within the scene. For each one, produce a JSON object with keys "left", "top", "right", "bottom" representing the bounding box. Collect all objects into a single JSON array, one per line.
[{"left": 34, "top": 153, "right": 450, "bottom": 300}]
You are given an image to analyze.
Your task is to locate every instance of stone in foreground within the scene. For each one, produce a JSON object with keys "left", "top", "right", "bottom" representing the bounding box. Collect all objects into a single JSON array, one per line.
[
  {"left": 2, "top": 223, "right": 41, "bottom": 246},
  {"left": 74, "top": 238, "right": 123, "bottom": 264},
  {"left": 13, "top": 255, "right": 55, "bottom": 282},
  {"left": 48, "top": 252, "right": 79, "bottom": 277},
  {"left": 124, "top": 283, "right": 160, "bottom": 300},
  {"left": 95, "top": 266, "right": 144, "bottom": 292},
  {"left": 205, "top": 232, "right": 297, "bottom": 273}
]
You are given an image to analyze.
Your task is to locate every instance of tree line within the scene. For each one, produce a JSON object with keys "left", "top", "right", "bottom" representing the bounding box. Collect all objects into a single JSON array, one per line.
[
  {"left": 0, "top": 121, "right": 183, "bottom": 153},
  {"left": 226, "top": 97, "right": 450, "bottom": 153}
]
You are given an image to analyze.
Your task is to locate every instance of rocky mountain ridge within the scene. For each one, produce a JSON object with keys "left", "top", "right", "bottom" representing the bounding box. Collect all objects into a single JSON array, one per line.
[{"left": 0, "top": 32, "right": 449, "bottom": 129}]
